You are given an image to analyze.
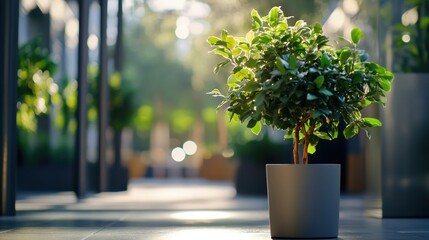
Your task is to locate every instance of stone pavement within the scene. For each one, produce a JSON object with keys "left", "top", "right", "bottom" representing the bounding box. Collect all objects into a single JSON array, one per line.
[{"left": 0, "top": 179, "right": 428, "bottom": 239}]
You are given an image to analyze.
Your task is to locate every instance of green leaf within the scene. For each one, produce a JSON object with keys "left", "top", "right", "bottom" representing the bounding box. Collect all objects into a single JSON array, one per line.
[
  {"left": 382, "top": 70, "right": 395, "bottom": 81},
  {"left": 360, "top": 99, "right": 371, "bottom": 108},
  {"left": 270, "top": 70, "right": 282, "bottom": 76},
  {"left": 309, "top": 68, "right": 319, "bottom": 74},
  {"left": 314, "top": 23, "right": 322, "bottom": 34},
  {"left": 238, "top": 43, "right": 249, "bottom": 51},
  {"left": 227, "top": 75, "right": 239, "bottom": 88},
  {"left": 343, "top": 123, "right": 358, "bottom": 139},
  {"left": 316, "top": 35, "right": 329, "bottom": 48},
  {"left": 314, "top": 76, "right": 324, "bottom": 89},
  {"left": 221, "top": 30, "right": 228, "bottom": 41},
  {"left": 246, "top": 31, "right": 255, "bottom": 43},
  {"left": 328, "top": 126, "right": 338, "bottom": 139},
  {"left": 211, "top": 49, "right": 229, "bottom": 59},
  {"left": 255, "top": 92, "right": 265, "bottom": 107},
  {"left": 247, "top": 119, "right": 257, "bottom": 128},
  {"left": 340, "top": 49, "right": 352, "bottom": 63},
  {"left": 277, "top": 23, "right": 288, "bottom": 31},
  {"left": 243, "top": 81, "right": 260, "bottom": 91},
  {"left": 313, "top": 110, "right": 323, "bottom": 118},
  {"left": 314, "top": 131, "right": 331, "bottom": 140},
  {"left": 245, "top": 58, "right": 257, "bottom": 68},
  {"left": 213, "top": 61, "right": 229, "bottom": 74},
  {"left": 250, "top": 121, "right": 262, "bottom": 135},
  {"left": 284, "top": 133, "right": 294, "bottom": 139},
  {"left": 378, "top": 78, "right": 391, "bottom": 91},
  {"left": 308, "top": 143, "right": 316, "bottom": 154},
  {"left": 319, "top": 108, "right": 332, "bottom": 115},
  {"left": 363, "top": 117, "right": 382, "bottom": 127},
  {"left": 239, "top": 111, "right": 252, "bottom": 123},
  {"left": 207, "top": 36, "right": 221, "bottom": 46},
  {"left": 321, "top": 53, "right": 330, "bottom": 68},
  {"left": 351, "top": 72, "right": 364, "bottom": 84},
  {"left": 294, "top": 20, "right": 306, "bottom": 29},
  {"left": 259, "top": 34, "right": 272, "bottom": 43},
  {"left": 351, "top": 28, "right": 364, "bottom": 45},
  {"left": 225, "top": 36, "right": 237, "bottom": 50},
  {"left": 232, "top": 48, "right": 242, "bottom": 57},
  {"left": 288, "top": 55, "right": 297, "bottom": 69},
  {"left": 207, "top": 88, "right": 225, "bottom": 98},
  {"left": 235, "top": 37, "right": 246, "bottom": 42},
  {"left": 268, "top": 7, "right": 281, "bottom": 26},
  {"left": 251, "top": 36, "right": 260, "bottom": 45},
  {"left": 275, "top": 57, "right": 287, "bottom": 74},
  {"left": 307, "top": 93, "right": 318, "bottom": 101},
  {"left": 251, "top": 9, "right": 263, "bottom": 30},
  {"left": 319, "top": 88, "right": 333, "bottom": 96},
  {"left": 233, "top": 67, "right": 253, "bottom": 80},
  {"left": 270, "top": 80, "right": 283, "bottom": 90}
]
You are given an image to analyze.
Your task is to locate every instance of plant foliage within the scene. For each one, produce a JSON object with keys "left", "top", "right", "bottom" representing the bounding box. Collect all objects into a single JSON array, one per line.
[
  {"left": 208, "top": 7, "right": 394, "bottom": 164},
  {"left": 17, "top": 38, "right": 59, "bottom": 131}
]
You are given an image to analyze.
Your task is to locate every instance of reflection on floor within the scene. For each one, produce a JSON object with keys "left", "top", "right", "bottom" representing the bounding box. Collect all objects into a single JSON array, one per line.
[{"left": 0, "top": 179, "right": 428, "bottom": 239}]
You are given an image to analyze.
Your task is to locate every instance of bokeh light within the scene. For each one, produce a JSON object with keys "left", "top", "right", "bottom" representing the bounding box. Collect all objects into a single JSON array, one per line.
[
  {"left": 343, "top": 0, "right": 359, "bottom": 16},
  {"left": 402, "top": 7, "right": 418, "bottom": 26},
  {"left": 175, "top": 26, "right": 189, "bottom": 39},
  {"left": 87, "top": 34, "right": 99, "bottom": 50},
  {"left": 402, "top": 33, "right": 411, "bottom": 43},
  {"left": 183, "top": 140, "right": 197, "bottom": 155},
  {"left": 172, "top": 147, "right": 186, "bottom": 162}
]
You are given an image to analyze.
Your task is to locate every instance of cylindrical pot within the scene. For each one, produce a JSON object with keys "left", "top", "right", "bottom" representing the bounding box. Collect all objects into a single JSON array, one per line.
[{"left": 266, "top": 164, "right": 340, "bottom": 239}]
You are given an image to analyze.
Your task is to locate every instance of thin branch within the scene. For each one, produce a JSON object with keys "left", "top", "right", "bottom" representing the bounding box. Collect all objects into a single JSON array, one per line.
[
  {"left": 302, "top": 123, "right": 315, "bottom": 165},
  {"left": 293, "top": 123, "right": 300, "bottom": 164}
]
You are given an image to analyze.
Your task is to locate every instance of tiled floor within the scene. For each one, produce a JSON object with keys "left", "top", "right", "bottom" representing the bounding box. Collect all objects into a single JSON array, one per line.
[{"left": 0, "top": 179, "right": 428, "bottom": 239}]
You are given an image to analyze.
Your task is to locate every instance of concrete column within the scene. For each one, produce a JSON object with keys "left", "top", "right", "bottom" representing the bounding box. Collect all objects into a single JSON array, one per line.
[
  {"left": 0, "top": 0, "right": 19, "bottom": 216},
  {"left": 74, "top": 0, "right": 90, "bottom": 198},
  {"left": 97, "top": 0, "right": 108, "bottom": 193}
]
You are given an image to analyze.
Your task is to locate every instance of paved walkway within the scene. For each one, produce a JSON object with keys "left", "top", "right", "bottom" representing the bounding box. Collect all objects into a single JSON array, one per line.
[{"left": 0, "top": 179, "right": 428, "bottom": 239}]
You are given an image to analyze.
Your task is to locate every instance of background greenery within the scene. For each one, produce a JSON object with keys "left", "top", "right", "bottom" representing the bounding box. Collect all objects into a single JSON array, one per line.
[{"left": 16, "top": 0, "right": 346, "bottom": 167}]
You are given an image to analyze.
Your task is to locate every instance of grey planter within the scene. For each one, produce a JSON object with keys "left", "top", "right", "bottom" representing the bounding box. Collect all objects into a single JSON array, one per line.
[{"left": 266, "top": 164, "right": 340, "bottom": 238}]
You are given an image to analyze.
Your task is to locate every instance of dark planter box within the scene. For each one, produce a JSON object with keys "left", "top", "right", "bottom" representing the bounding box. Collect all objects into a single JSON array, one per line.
[
  {"left": 235, "top": 161, "right": 268, "bottom": 196},
  {"left": 381, "top": 73, "right": 429, "bottom": 217},
  {"left": 17, "top": 165, "right": 73, "bottom": 191}
]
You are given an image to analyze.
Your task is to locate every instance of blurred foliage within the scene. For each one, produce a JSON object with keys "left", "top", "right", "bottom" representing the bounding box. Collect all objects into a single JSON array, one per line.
[
  {"left": 14, "top": 0, "right": 333, "bottom": 165},
  {"left": 381, "top": 0, "right": 429, "bottom": 72},
  {"left": 55, "top": 78, "right": 78, "bottom": 134},
  {"left": 170, "top": 108, "right": 196, "bottom": 135},
  {"left": 17, "top": 38, "right": 59, "bottom": 131},
  {"left": 87, "top": 64, "right": 136, "bottom": 132},
  {"left": 110, "top": 72, "right": 136, "bottom": 131},
  {"left": 133, "top": 105, "right": 154, "bottom": 132},
  {"left": 123, "top": 0, "right": 327, "bottom": 147},
  {"left": 202, "top": 107, "right": 217, "bottom": 124},
  {"left": 18, "top": 131, "right": 74, "bottom": 166},
  {"left": 17, "top": 38, "right": 77, "bottom": 166},
  {"left": 124, "top": 14, "right": 194, "bottom": 109}
]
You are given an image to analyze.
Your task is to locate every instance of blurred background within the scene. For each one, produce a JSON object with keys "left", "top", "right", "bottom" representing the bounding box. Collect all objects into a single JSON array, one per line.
[{"left": 13, "top": 0, "right": 429, "bottom": 213}]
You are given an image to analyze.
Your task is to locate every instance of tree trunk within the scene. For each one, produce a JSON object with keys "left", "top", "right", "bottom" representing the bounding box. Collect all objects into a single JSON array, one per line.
[
  {"left": 302, "top": 135, "right": 309, "bottom": 165},
  {"left": 302, "top": 124, "right": 314, "bottom": 165},
  {"left": 293, "top": 124, "right": 300, "bottom": 164}
]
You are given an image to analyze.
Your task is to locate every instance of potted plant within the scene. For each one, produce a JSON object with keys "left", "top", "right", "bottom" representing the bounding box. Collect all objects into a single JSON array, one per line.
[{"left": 208, "top": 6, "right": 393, "bottom": 238}]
